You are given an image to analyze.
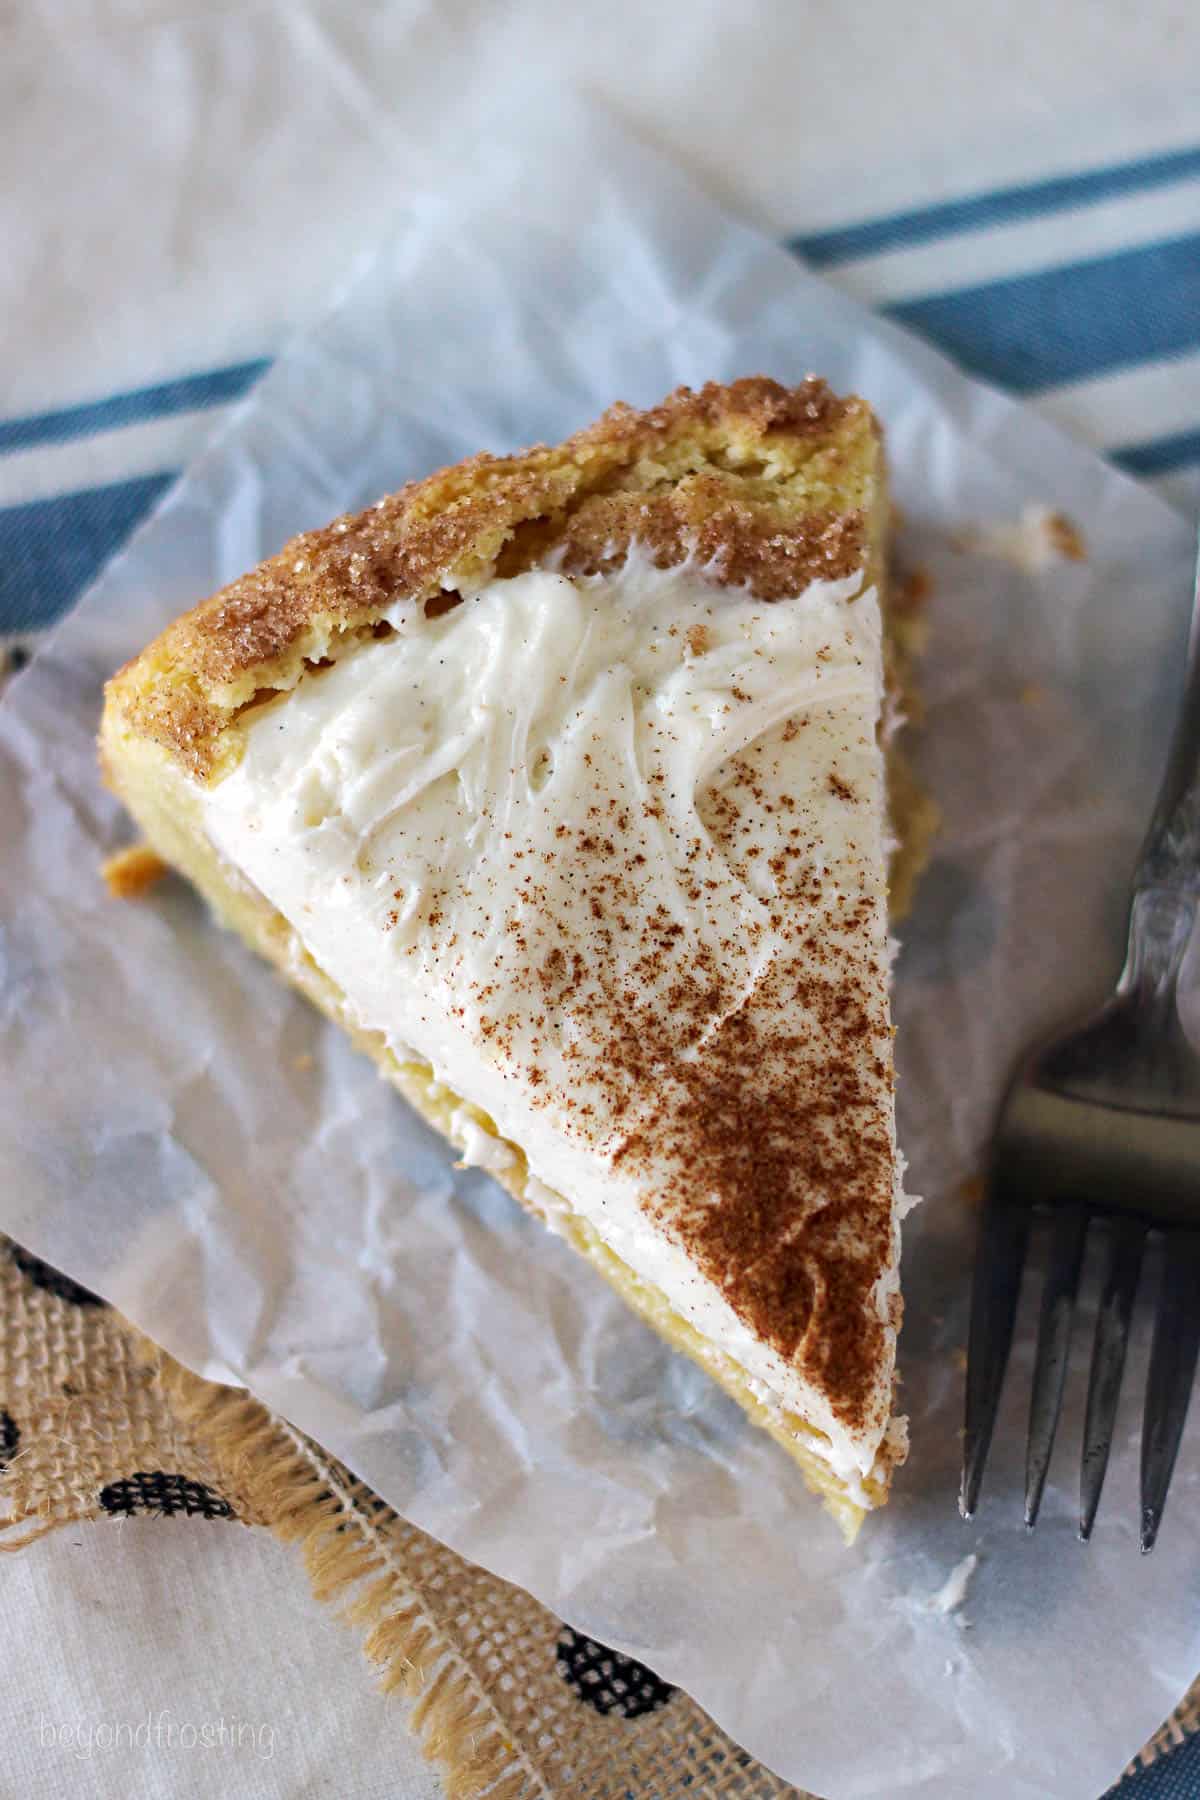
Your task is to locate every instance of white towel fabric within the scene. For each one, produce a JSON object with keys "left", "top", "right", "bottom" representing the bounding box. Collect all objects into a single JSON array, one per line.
[{"left": 5, "top": 1519, "right": 442, "bottom": 1800}]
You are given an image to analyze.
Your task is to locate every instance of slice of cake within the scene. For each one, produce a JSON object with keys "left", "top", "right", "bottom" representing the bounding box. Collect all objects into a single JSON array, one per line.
[{"left": 100, "top": 379, "right": 928, "bottom": 1538}]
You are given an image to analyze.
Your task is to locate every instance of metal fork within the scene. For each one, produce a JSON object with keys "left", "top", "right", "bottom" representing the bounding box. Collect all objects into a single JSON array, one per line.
[{"left": 961, "top": 537, "right": 1200, "bottom": 1551}]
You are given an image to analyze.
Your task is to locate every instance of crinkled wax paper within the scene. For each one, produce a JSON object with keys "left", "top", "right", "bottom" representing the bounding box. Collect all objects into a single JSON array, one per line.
[{"left": 1, "top": 94, "right": 1197, "bottom": 1799}]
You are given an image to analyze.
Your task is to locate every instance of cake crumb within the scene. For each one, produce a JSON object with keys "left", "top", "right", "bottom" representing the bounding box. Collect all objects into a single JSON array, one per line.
[
  {"left": 1043, "top": 511, "right": 1086, "bottom": 561},
  {"left": 929, "top": 1553, "right": 978, "bottom": 1615},
  {"left": 957, "top": 506, "right": 1087, "bottom": 574},
  {"left": 102, "top": 843, "right": 169, "bottom": 899}
]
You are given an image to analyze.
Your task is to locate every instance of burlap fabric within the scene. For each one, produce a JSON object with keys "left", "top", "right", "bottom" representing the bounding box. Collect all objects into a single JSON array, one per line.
[{"left": 1, "top": 1236, "right": 1195, "bottom": 1797}]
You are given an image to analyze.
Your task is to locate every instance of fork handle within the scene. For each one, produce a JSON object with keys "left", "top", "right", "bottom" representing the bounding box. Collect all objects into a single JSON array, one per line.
[
  {"left": 1134, "top": 539, "right": 1200, "bottom": 899},
  {"left": 1123, "top": 539, "right": 1200, "bottom": 999}
]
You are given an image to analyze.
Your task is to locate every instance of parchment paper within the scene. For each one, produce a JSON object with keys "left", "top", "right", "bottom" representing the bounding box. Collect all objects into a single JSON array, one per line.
[{"left": 2, "top": 95, "right": 1198, "bottom": 1799}]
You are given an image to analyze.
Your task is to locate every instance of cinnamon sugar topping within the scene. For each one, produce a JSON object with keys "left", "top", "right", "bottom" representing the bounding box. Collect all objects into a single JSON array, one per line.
[{"left": 104, "top": 379, "right": 882, "bottom": 780}]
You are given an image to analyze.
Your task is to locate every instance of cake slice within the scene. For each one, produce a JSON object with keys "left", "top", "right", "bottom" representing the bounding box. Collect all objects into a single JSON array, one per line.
[{"left": 101, "top": 379, "right": 928, "bottom": 1538}]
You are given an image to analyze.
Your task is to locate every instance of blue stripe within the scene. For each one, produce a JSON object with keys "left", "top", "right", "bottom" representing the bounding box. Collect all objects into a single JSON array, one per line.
[
  {"left": 1112, "top": 426, "right": 1200, "bottom": 478},
  {"left": 0, "top": 359, "right": 269, "bottom": 457},
  {"left": 792, "top": 144, "right": 1200, "bottom": 266},
  {"left": 0, "top": 473, "right": 175, "bottom": 634},
  {"left": 884, "top": 233, "right": 1200, "bottom": 391},
  {"left": 1, "top": 223, "right": 1195, "bottom": 637}
]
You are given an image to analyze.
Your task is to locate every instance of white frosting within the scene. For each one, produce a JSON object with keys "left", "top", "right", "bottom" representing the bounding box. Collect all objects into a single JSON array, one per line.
[
  {"left": 200, "top": 556, "right": 903, "bottom": 1492},
  {"left": 450, "top": 1107, "right": 516, "bottom": 1175}
]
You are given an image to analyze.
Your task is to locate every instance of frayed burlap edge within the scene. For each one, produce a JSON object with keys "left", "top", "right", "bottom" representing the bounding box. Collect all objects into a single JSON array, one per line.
[
  {"left": 0, "top": 1242, "right": 801, "bottom": 1798},
  {"left": 2, "top": 1267, "right": 1195, "bottom": 1795},
  {"left": 141, "top": 1337, "right": 1200, "bottom": 1794},
  {"left": 144, "top": 1343, "right": 552, "bottom": 1800},
  {"left": 145, "top": 1341, "right": 800, "bottom": 1800},
  {"left": 1124, "top": 1701, "right": 1200, "bottom": 1781}
]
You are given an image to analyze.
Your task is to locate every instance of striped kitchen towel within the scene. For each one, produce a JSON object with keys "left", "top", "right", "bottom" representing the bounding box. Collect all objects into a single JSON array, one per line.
[
  {"left": 2, "top": 137, "right": 1197, "bottom": 1800},
  {"left": 1, "top": 139, "right": 1197, "bottom": 653}
]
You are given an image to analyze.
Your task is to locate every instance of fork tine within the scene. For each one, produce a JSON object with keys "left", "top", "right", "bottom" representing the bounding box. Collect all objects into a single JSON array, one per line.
[
  {"left": 1024, "top": 1201, "right": 1088, "bottom": 1527},
  {"left": 961, "top": 1191, "right": 1032, "bottom": 1519},
  {"left": 1140, "top": 1227, "right": 1200, "bottom": 1553},
  {"left": 1079, "top": 1215, "right": 1146, "bottom": 1541}
]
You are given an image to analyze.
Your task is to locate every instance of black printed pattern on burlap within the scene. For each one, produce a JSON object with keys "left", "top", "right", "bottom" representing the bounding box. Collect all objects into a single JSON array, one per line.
[
  {"left": 99, "top": 1472, "right": 234, "bottom": 1520},
  {"left": 327, "top": 1482, "right": 394, "bottom": 1535},
  {"left": 10, "top": 1245, "right": 106, "bottom": 1308},
  {"left": 555, "top": 1627, "right": 676, "bottom": 1718},
  {"left": 0, "top": 1410, "right": 19, "bottom": 1470}
]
